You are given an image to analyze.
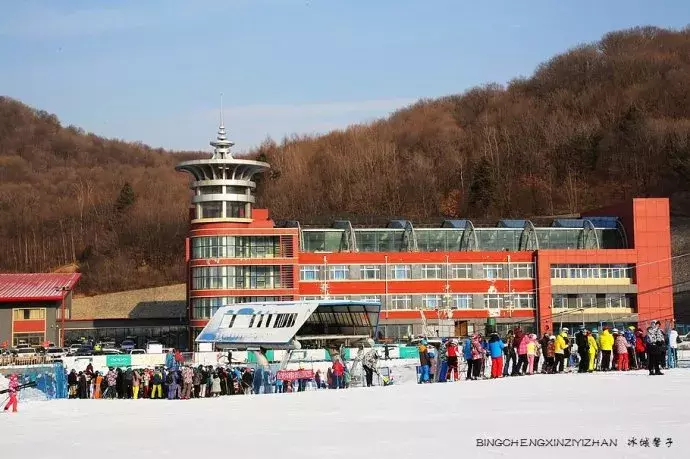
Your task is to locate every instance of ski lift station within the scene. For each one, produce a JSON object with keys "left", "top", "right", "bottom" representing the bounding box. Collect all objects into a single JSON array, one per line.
[{"left": 196, "top": 299, "right": 381, "bottom": 351}]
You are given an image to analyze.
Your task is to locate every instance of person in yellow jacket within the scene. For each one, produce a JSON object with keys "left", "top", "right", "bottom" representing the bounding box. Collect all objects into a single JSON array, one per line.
[
  {"left": 598, "top": 328, "right": 614, "bottom": 371},
  {"left": 554, "top": 330, "right": 568, "bottom": 373},
  {"left": 587, "top": 331, "right": 598, "bottom": 372}
]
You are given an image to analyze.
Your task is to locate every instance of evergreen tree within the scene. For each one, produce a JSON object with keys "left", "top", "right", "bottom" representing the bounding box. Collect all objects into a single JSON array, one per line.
[{"left": 115, "top": 182, "right": 136, "bottom": 213}]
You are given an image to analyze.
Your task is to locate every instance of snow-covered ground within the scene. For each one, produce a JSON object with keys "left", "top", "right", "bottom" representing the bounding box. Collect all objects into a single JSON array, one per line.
[{"left": 1, "top": 368, "right": 688, "bottom": 459}]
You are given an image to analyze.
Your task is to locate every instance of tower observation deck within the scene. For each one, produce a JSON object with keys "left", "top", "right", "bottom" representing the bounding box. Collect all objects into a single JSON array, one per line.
[{"left": 175, "top": 113, "right": 269, "bottom": 223}]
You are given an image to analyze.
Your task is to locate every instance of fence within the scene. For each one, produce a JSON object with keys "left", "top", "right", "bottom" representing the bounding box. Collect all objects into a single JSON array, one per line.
[{"left": 0, "top": 363, "right": 68, "bottom": 399}]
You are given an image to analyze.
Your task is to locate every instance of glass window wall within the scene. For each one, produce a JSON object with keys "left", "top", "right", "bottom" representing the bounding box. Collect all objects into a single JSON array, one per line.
[
  {"left": 191, "top": 266, "right": 281, "bottom": 290},
  {"left": 191, "top": 236, "right": 280, "bottom": 259}
]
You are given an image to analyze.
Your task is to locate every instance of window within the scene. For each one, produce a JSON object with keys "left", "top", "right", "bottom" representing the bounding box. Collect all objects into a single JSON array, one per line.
[
  {"left": 511, "top": 263, "right": 534, "bottom": 278},
  {"left": 389, "top": 295, "right": 412, "bottom": 310},
  {"left": 452, "top": 294, "right": 472, "bottom": 309},
  {"left": 328, "top": 265, "right": 349, "bottom": 280},
  {"left": 552, "top": 294, "right": 567, "bottom": 308},
  {"left": 360, "top": 295, "right": 381, "bottom": 303},
  {"left": 191, "top": 266, "right": 281, "bottom": 290},
  {"left": 483, "top": 264, "right": 503, "bottom": 280},
  {"left": 13, "top": 308, "right": 45, "bottom": 321},
  {"left": 510, "top": 294, "right": 535, "bottom": 309},
  {"left": 384, "top": 324, "right": 413, "bottom": 341},
  {"left": 421, "top": 264, "right": 443, "bottom": 279},
  {"left": 191, "top": 236, "right": 280, "bottom": 259},
  {"left": 300, "top": 265, "right": 320, "bottom": 281},
  {"left": 484, "top": 294, "right": 503, "bottom": 309},
  {"left": 360, "top": 265, "right": 381, "bottom": 280},
  {"left": 200, "top": 202, "right": 222, "bottom": 219},
  {"left": 451, "top": 264, "right": 472, "bottom": 279},
  {"left": 12, "top": 332, "right": 45, "bottom": 347},
  {"left": 550, "top": 264, "right": 632, "bottom": 279},
  {"left": 391, "top": 265, "right": 411, "bottom": 280},
  {"left": 273, "top": 313, "right": 298, "bottom": 328},
  {"left": 422, "top": 294, "right": 443, "bottom": 309},
  {"left": 56, "top": 308, "right": 70, "bottom": 320}
]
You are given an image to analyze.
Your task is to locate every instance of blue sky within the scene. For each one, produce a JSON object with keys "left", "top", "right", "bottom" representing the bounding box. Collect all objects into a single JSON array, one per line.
[{"left": 1, "top": 0, "right": 688, "bottom": 152}]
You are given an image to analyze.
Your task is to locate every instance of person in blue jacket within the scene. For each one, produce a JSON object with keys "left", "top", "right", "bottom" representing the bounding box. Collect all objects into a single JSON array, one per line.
[
  {"left": 462, "top": 336, "right": 473, "bottom": 380},
  {"left": 487, "top": 332, "right": 506, "bottom": 378}
]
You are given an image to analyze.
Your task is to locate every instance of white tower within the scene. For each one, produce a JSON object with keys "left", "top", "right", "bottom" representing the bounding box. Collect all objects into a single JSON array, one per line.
[{"left": 175, "top": 95, "right": 270, "bottom": 222}]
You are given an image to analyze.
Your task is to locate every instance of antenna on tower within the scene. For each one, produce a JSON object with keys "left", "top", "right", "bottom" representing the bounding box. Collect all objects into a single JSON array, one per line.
[{"left": 219, "top": 92, "right": 224, "bottom": 128}]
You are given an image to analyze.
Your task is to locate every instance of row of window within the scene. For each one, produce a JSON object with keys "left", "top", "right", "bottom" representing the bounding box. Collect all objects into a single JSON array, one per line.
[
  {"left": 192, "top": 296, "right": 281, "bottom": 319},
  {"left": 191, "top": 236, "right": 281, "bottom": 259},
  {"left": 191, "top": 266, "right": 282, "bottom": 290},
  {"left": 219, "top": 312, "right": 298, "bottom": 329},
  {"left": 12, "top": 332, "right": 45, "bottom": 347},
  {"left": 300, "top": 263, "right": 534, "bottom": 281},
  {"left": 552, "top": 294, "right": 634, "bottom": 309},
  {"left": 300, "top": 293, "right": 536, "bottom": 310},
  {"left": 550, "top": 264, "right": 631, "bottom": 279},
  {"left": 13, "top": 308, "right": 45, "bottom": 321},
  {"left": 198, "top": 202, "right": 248, "bottom": 220}
]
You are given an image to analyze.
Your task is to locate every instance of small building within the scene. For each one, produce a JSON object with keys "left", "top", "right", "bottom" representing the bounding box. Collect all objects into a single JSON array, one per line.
[{"left": 0, "top": 273, "right": 81, "bottom": 348}]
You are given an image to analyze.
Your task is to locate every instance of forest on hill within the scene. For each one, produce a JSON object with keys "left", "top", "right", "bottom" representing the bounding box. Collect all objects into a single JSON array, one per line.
[
  {"left": 1, "top": 26, "right": 690, "bottom": 294},
  {"left": 254, "top": 26, "right": 690, "bottom": 221}
]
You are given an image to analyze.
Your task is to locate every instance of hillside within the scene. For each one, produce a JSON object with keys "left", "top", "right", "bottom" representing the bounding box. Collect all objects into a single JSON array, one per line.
[
  {"left": 0, "top": 97, "right": 202, "bottom": 293},
  {"left": 254, "top": 26, "right": 690, "bottom": 221},
  {"left": 2, "top": 26, "right": 690, "bottom": 298}
]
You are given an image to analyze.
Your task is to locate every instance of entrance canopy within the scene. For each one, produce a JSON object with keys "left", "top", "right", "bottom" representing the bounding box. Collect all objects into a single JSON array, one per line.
[{"left": 196, "top": 300, "right": 380, "bottom": 350}]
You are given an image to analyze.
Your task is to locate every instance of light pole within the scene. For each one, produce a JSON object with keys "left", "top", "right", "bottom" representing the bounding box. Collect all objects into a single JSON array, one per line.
[{"left": 321, "top": 256, "right": 330, "bottom": 300}]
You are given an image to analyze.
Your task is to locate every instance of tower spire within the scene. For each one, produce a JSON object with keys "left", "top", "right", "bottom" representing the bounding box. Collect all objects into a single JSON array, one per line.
[
  {"left": 210, "top": 92, "right": 234, "bottom": 158},
  {"left": 220, "top": 92, "right": 224, "bottom": 128}
]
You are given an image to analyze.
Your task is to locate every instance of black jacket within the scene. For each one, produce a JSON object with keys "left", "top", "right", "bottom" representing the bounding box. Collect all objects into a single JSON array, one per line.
[{"left": 575, "top": 331, "right": 589, "bottom": 353}]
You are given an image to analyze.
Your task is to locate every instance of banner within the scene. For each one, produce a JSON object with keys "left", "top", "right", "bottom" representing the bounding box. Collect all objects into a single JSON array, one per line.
[
  {"left": 106, "top": 354, "right": 132, "bottom": 367},
  {"left": 275, "top": 369, "right": 314, "bottom": 381}
]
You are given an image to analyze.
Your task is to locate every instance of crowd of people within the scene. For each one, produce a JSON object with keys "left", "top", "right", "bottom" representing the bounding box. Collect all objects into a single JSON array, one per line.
[
  {"left": 417, "top": 320, "right": 681, "bottom": 382},
  {"left": 63, "top": 347, "right": 383, "bottom": 400}
]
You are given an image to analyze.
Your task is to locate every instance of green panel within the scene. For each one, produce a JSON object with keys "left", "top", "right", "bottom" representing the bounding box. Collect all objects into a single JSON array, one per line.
[
  {"left": 247, "top": 352, "right": 257, "bottom": 363},
  {"left": 265, "top": 350, "right": 274, "bottom": 362},
  {"left": 399, "top": 346, "right": 420, "bottom": 359},
  {"left": 342, "top": 348, "right": 350, "bottom": 360},
  {"left": 324, "top": 349, "right": 332, "bottom": 361},
  {"left": 105, "top": 355, "right": 131, "bottom": 368}
]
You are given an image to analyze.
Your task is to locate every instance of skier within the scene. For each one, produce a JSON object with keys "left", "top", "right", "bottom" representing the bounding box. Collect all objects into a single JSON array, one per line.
[
  {"left": 526, "top": 334, "right": 538, "bottom": 374},
  {"left": 545, "top": 336, "right": 556, "bottom": 374},
  {"left": 554, "top": 329, "right": 567, "bottom": 373},
  {"left": 418, "top": 339, "right": 432, "bottom": 383},
  {"left": 487, "top": 333, "right": 505, "bottom": 378},
  {"left": 624, "top": 326, "right": 637, "bottom": 369},
  {"left": 3, "top": 374, "right": 19, "bottom": 413},
  {"left": 599, "top": 327, "right": 614, "bottom": 371},
  {"left": 446, "top": 338, "right": 460, "bottom": 381},
  {"left": 502, "top": 330, "right": 516, "bottom": 376},
  {"left": 105, "top": 367, "right": 118, "bottom": 399},
  {"left": 575, "top": 326, "right": 589, "bottom": 373},
  {"left": 332, "top": 358, "right": 345, "bottom": 389},
  {"left": 668, "top": 325, "right": 679, "bottom": 369},
  {"left": 614, "top": 331, "right": 629, "bottom": 371},
  {"left": 586, "top": 330, "right": 598, "bottom": 372},
  {"left": 470, "top": 333, "right": 485, "bottom": 380},
  {"left": 150, "top": 368, "right": 163, "bottom": 399},
  {"left": 513, "top": 328, "right": 528, "bottom": 375},
  {"left": 634, "top": 328, "right": 647, "bottom": 369},
  {"left": 181, "top": 365, "right": 193, "bottom": 399},
  {"left": 462, "top": 336, "right": 473, "bottom": 380},
  {"left": 645, "top": 320, "right": 666, "bottom": 376},
  {"left": 362, "top": 347, "right": 381, "bottom": 387}
]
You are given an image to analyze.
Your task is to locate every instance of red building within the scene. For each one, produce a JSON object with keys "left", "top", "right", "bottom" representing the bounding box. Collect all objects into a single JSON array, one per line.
[
  {"left": 177, "top": 122, "right": 674, "bottom": 343},
  {"left": 0, "top": 273, "right": 81, "bottom": 348}
]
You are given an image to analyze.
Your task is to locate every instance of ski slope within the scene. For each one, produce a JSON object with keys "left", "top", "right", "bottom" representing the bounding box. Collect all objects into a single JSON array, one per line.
[{"left": 1, "top": 369, "right": 687, "bottom": 459}]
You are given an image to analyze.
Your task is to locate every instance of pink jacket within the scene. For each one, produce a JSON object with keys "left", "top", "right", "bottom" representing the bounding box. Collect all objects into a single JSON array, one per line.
[
  {"left": 8, "top": 376, "right": 19, "bottom": 394},
  {"left": 517, "top": 334, "right": 528, "bottom": 355},
  {"left": 614, "top": 335, "right": 628, "bottom": 354},
  {"left": 471, "top": 336, "right": 485, "bottom": 359}
]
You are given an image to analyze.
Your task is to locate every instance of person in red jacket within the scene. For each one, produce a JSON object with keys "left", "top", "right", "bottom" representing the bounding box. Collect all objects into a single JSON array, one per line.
[
  {"left": 446, "top": 339, "right": 459, "bottom": 381},
  {"left": 332, "top": 359, "right": 345, "bottom": 389},
  {"left": 635, "top": 328, "right": 647, "bottom": 369},
  {"left": 3, "top": 374, "right": 19, "bottom": 413}
]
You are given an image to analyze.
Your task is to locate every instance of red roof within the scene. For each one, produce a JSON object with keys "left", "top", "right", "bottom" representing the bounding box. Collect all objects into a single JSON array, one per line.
[{"left": 0, "top": 273, "right": 81, "bottom": 303}]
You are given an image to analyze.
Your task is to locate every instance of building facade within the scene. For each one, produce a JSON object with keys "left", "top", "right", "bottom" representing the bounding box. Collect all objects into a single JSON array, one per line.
[{"left": 178, "top": 124, "right": 674, "bottom": 344}]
